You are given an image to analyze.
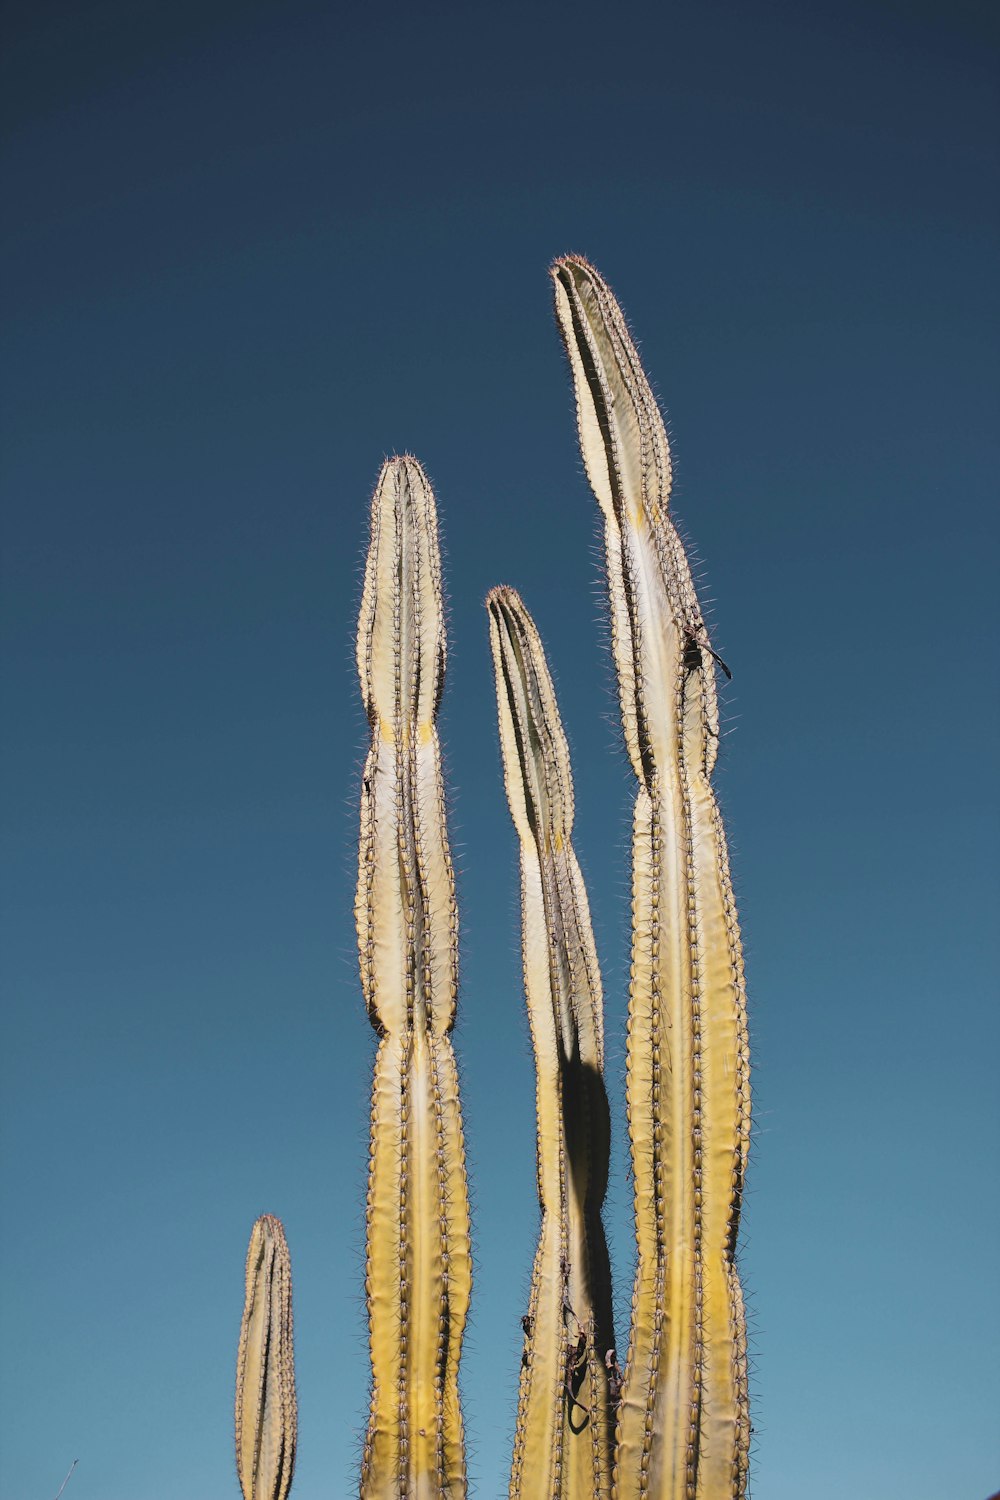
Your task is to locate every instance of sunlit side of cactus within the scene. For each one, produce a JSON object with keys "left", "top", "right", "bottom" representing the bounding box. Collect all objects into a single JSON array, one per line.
[
  {"left": 552, "top": 258, "right": 751, "bottom": 1499},
  {"left": 487, "top": 586, "right": 617, "bottom": 1500},
  {"left": 355, "top": 456, "right": 472, "bottom": 1499},
  {"left": 235, "top": 1214, "right": 297, "bottom": 1500}
]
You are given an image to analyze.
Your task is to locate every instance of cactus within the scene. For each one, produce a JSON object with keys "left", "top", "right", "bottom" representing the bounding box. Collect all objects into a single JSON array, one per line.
[
  {"left": 232, "top": 258, "right": 750, "bottom": 1500},
  {"left": 235, "top": 1214, "right": 297, "bottom": 1500},
  {"left": 355, "top": 455, "right": 472, "bottom": 1499},
  {"left": 551, "top": 256, "right": 751, "bottom": 1499},
  {"left": 487, "top": 586, "right": 617, "bottom": 1499}
]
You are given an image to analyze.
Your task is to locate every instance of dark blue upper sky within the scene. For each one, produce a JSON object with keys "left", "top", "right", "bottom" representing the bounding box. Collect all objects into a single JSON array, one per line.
[{"left": 2, "top": 2, "right": 998, "bottom": 1497}]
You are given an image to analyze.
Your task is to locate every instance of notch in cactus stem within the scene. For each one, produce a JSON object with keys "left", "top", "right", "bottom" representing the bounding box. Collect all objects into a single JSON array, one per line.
[
  {"left": 552, "top": 257, "right": 751, "bottom": 1500},
  {"left": 487, "top": 585, "right": 617, "bottom": 1500},
  {"left": 235, "top": 1214, "right": 297, "bottom": 1500},
  {"left": 356, "top": 456, "right": 472, "bottom": 1498}
]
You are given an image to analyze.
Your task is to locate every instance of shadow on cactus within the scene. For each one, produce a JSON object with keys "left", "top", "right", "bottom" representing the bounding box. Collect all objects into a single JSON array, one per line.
[{"left": 235, "top": 256, "right": 750, "bottom": 1500}]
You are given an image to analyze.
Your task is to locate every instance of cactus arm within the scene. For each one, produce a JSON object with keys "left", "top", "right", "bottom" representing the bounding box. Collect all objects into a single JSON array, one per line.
[
  {"left": 356, "top": 456, "right": 471, "bottom": 1498},
  {"left": 235, "top": 1215, "right": 297, "bottom": 1500},
  {"left": 551, "top": 258, "right": 750, "bottom": 1499},
  {"left": 487, "top": 587, "right": 616, "bottom": 1499}
]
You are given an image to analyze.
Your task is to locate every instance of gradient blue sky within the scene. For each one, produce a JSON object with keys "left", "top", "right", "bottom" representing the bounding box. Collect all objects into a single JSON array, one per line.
[{"left": 2, "top": 2, "right": 998, "bottom": 1497}]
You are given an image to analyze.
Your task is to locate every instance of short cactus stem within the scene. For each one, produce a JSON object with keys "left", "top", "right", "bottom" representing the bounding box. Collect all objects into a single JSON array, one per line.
[
  {"left": 552, "top": 257, "right": 751, "bottom": 1500},
  {"left": 235, "top": 1214, "right": 297, "bottom": 1500},
  {"left": 356, "top": 456, "right": 472, "bottom": 1499},
  {"left": 488, "top": 586, "right": 617, "bottom": 1500}
]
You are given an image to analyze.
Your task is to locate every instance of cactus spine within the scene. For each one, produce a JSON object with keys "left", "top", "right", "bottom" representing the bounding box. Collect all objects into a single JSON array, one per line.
[
  {"left": 487, "top": 587, "right": 617, "bottom": 1500},
  {"left": 355, "top": 456, "right": 472, "bottom": 1499},
  {"left": 235, "top": 1214, "right": 297, "bottom": 1500},
  {"left": 551, "top": 257, "right": 751, "bottom": 1499}
]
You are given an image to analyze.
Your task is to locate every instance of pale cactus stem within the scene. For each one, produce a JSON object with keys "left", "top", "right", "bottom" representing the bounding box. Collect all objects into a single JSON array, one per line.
[
  {"left": 487, "top": 586, "right": 617, "bottom": 1500},
  {"left": 355, "top": 456, "right": 472, "bottom": 1499},
  {"left": 235, "top": 1214, "right": 297, "bottom": 1500},
  {"left": 551, "top": 257, "right": 751, "bottom": 1500}
]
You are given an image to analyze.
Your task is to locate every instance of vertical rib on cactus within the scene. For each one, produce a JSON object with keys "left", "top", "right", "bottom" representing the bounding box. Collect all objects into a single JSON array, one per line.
[
  {"left": 235, "top": 1214, "right": 297, "bottom": 1500},
  {"left": 487, "top": 587, "right": 616, "bottom": 1500},
  {"left": 356, "top": 455, "right": 471, "bottom": 1499},
  {"left": 551, "top": 258, "right": 751, "bottom": 1500}
]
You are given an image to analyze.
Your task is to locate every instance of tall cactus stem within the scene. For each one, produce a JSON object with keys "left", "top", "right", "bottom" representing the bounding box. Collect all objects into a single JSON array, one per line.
[
  {"left": 551, "top": 257, "right": 751, "bottom": 1500},
  {"left": 356, "top": 456, "right": 472, "bottom": 1499},
  {"left": 487, "top": 586, "right": 617, "bottom": 1500},
  {"left": 235, "top": 1214, "right": 297, "bottom": 1500}
]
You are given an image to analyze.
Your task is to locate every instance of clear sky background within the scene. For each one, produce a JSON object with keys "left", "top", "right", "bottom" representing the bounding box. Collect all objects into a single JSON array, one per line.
[{"left": 2, "top": 2, "right": 998, "bottom": 1497}]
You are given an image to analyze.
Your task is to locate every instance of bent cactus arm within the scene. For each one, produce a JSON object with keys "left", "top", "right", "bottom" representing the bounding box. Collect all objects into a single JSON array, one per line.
[
  {"left": 355, "top": 456, "right": 472, "bottom": 1499},
  {"left": 487, "top": 586, "right": 617, "bottom": 1500},
  {"left": 235, "top": 1214, "right": 297, "bottom": 1500},
  {"left": 552, "top": 258, "right": 750, "bottom": 1500}
]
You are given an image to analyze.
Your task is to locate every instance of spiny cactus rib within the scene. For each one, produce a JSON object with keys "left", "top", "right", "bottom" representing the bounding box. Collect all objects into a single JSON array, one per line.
[
  {"left": 235, "top": 1215, "right": 297, "bottom": 1500},
  {"left": 356, "top": 456, "right": 472, "bottom": 1499},
  {"left": 551, "top": 257, "right": 751, "bottom": 1500},
  {"left": 487, "top": 587, "right": 617, "bottom": 1500}
]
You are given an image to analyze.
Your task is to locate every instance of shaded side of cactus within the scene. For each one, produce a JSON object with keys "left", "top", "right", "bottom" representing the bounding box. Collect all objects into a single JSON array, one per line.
[
  {"left": 487, "top": 586, "right": 617, "bottom": 1500},
  {"left": 552, "top": 258, "right": 751, "bottom": 1500},
  {"left": 235, "top": 1214, "right": 297, "bottom": 1500},
  {"left": 355, "top": 456, "right": 472, "bottom": 1499}
]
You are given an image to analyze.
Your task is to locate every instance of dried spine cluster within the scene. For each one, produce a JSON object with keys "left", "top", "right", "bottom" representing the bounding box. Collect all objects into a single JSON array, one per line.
[
  {"left": 355, "top": 456, "right": 472, "bottom": 1499},
  {"left": 235, "top": 1215, "right": 297, "bottom": 1500},
  {"left": 487, "top": 587, "right": 616, "bottom": 1499},
  {"left": 552, "top": 257, "right": 750, "bottom": 1499}
]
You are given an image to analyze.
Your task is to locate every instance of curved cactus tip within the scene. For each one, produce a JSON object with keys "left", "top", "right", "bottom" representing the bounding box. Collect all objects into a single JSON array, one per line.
[
  {"left": 485, "top": 582, "right": 519, "bottom": 613},
  {"left": 549, "top": 253, "right": 613, "bottom": 306},
  {"left": 357, "top": 449, "right": 447, "bottom": 741},
  {"left": 370, "top": 453, "right": 433, "bottom": 517},
  {"left": 235, "top": 1213, "right": 297, "bottom": 1500},
  {"left": 550, "top": 251, "right": 598, "bottom": 275},
  {"left": 383, "top": 450, "right": 425, "bottom": 475}
]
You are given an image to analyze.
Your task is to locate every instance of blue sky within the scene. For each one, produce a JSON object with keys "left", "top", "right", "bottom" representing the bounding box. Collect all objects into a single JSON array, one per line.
[{"left": 2, "top": 2, "right": 998, "bottom": 1497}]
